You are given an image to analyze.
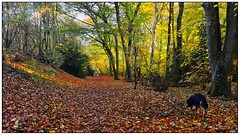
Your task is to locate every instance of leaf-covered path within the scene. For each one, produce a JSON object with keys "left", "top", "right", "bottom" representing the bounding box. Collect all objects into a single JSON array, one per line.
[{"left": 2, "top": 71, "right": 238, "bottom": 133}]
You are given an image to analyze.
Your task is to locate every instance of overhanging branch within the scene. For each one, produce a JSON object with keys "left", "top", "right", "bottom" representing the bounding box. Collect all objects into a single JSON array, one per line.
[
  {"left": 62, "top": 11, "right": 94, "bottom": 27},
  {"left": 85, "top": 33, "right": 103, "bottom": 44}
]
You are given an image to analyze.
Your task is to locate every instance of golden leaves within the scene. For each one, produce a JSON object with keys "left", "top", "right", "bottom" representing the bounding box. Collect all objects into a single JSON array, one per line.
[
  {"left": 141, "top": 3, "right": 154, "bottom": 15},
  {"left": 38, "top": 6, "right": 52, "bottom": 18},
  {"left": 6, "top": 59, "right": 57, "bottom": 83},
  {"left": 85, "top": 18, "right": 94, "bottom": 25}
]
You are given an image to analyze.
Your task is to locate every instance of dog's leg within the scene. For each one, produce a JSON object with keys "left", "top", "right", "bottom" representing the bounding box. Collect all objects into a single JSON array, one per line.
[
  {"left": 195, "top": 106, "right": 199, "bottom": 118},
  {"left": 202, "top": 108, "right": 206, "bottom": 119}
]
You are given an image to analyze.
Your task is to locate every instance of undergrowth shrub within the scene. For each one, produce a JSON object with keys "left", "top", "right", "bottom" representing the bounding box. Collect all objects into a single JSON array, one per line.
[
  {"left": 59, "top": 44, "right": 90, "bottom": 78},
  {"left": 140, "top": 73, "right": 169, "bottom": 92},
  {"left": 151, "top": 75, "right": 169, "bottom": 92}
]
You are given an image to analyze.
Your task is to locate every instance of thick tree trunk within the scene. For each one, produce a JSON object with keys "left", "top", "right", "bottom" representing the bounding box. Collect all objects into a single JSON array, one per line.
[
  {"left": 202, "top": 2, "right": 222, "bottom": 79},
  {"left": 203, "top": 2, "right": 236, "bottom": 97},
  {"left": 223, "top": 2, "right": 238, "bottom": 77},
  {"left": 210, "top": 64, "right": 230, "bottom": 96}
]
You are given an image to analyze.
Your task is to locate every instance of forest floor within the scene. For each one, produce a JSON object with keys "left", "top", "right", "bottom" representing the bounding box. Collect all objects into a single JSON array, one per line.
[{"left": 2, "top": 59, "right": 238, "bottom": 133}]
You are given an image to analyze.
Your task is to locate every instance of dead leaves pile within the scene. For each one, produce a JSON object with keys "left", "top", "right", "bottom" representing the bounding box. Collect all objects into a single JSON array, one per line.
[{"left": 2, "top": 72, "right": 238, "bottom": 133}]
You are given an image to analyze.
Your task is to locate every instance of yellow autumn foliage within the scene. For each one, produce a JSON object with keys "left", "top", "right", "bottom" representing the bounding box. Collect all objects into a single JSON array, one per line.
[
  {"left": 141, "top": 3, "right": 154, "bottom": 15},
  {"left": 85, "top": 17, "right": 94, "bottom": 25},
  {"left": 38, "top": 6, "right": 53, "bottom": 18}
]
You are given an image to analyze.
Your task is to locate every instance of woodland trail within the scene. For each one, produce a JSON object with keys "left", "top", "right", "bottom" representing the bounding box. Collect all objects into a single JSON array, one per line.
[{"left": 2, "top": 70, "right": 238, "bottom": 133}]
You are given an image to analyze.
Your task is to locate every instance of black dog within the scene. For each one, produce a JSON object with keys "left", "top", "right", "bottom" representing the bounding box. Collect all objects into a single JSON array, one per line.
[{"left": 186, "top": 93, "right": 208, "bottom": 118}]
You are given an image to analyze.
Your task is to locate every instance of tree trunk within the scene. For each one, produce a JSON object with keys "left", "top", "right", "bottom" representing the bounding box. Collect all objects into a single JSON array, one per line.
[
  {"left": 157, "top": 32, "right": 163, "bottom": 72},
  {"left": 150, "top": 3, "right": 161, "bottom": 67},
  {"left": 210, "top": 64, "right": 230, "bottom": 96},
  {"left": 125, "top": 3, "right": 141, "bottom": 81},
  {"left": 133, "top": 32, "right": 138, "bottom": 89},
  {"left": 52, "top": 3, "right": 57, "bottom": 55},
  {"left": 115, "top": 2, "right": 128, "bottom": 79},
  {"left": 165, "top": 2, "right": 173, "bottom": 79},
  {"left": 5, "top": 23, "right": 11, "bottom": 48},
  {"left": 202, "top": 2, "right": 222, "bottom": 79},
  {"left": 223, "top": 2, "right": 238, "bottom": 77},
  {"left": 171, "top": 2, "right": 175, "bottom": 61},
  {"left": 114, "top": 32, "right": 120, "bottom": 80},
  {"left": 5, "top": 3, "right": 10, "bottom": 49},
  {"left": 115, "top": 2, "right": 141, "bottom": 81},
  {"left": 102, "top": 39, "right": 118, "bottom": 80},
  {"left": 23, "top": 25, "right": 29, "bottom": 53},
  {"left": 110, "top": 54, "right": 117, "bottom": 80},
  {"left": 109, "top": 56, "right": 113, "bottom": 76},
  {"left": 203, "top": 2, "right": 236, "bottom": 97},
  {"left": 38, "top": 9, "right": 44, "bottom": 58},
  {"left": 172, "top": 2, "right": 184, "bottom": 85}
]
